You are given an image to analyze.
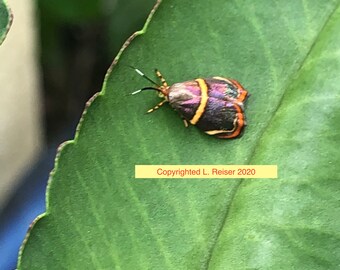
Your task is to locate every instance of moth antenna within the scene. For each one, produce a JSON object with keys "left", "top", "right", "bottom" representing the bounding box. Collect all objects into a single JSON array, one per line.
[
  {"left": 131, "top": 90, "right": 142, "bottom": 95},
  {"left": 128, "top": 65, "right": 161, "bottom": 87},
  {"left": 131, "top": 87, "right": 160, "bottom": 95}
]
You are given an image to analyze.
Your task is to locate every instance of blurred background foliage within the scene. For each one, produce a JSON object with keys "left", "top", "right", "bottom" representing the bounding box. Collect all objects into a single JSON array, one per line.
[
  {"left": 38, "top": 0, "right": 155, "bottom": 139},
  {"left": 0, "top": 0, "right": 155, "bottom": 269}
]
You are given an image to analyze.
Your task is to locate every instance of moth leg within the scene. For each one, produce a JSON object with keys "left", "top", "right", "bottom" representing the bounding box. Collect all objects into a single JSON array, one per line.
[
  {"left": 182, "top": 118, "right": 189, "bottom": 127},
  {"left": 174, "top": 113, "right": 189, "bottom": 127},
  {"left": 155, "top": 69, "right": 168, "bottom": 88},
  {"left": 147, "top": 99, "right": 167, "bottom": 113}
]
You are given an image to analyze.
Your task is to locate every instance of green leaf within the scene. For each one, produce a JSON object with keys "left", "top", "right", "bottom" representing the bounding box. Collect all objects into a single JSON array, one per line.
[
  {"left": 0, "top": 0, "right": 12, "bottom": 45},
  {"left": 18, "top": 0, "right": 340, "bottom": 269}
]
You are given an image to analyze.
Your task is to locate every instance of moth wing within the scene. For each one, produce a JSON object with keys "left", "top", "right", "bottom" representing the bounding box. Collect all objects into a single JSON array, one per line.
[
  {"left": 205, "top": 77, "right": 248, "bottom": 103},
  {"left": 196, "top": 97, "right": 246, "bottom": 139}
]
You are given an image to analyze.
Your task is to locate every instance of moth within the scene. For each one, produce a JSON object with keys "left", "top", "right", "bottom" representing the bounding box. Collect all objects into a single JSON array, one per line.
[{"left": 131, "top": 68, "right": 249, "bottom": 139}]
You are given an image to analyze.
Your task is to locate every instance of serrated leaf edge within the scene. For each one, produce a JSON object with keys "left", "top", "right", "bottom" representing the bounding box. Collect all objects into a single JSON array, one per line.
[{"left": 16, "top": 0, "right": 162, "bottom": 268}]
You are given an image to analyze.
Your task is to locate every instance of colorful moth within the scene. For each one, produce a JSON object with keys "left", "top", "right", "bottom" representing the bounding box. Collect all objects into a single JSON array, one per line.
[{"left": 131, "top": 68, "right": 249, "bottom": 139}]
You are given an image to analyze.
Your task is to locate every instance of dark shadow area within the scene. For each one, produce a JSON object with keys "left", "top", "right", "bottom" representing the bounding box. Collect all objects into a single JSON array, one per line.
[{"left": 0, "top": 0, "right": 156, "bottom": 268}]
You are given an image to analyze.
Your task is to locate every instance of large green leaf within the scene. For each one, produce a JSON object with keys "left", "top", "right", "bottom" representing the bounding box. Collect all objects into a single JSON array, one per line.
[
  {"left": 18, "top": 0, "right": 340, "bottom": 269},
  {"left": 0, "top": 0, "right": 12, "bottom": 45}
]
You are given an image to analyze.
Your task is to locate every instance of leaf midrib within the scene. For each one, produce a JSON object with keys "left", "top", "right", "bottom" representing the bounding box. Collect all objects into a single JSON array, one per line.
[{"left": 203, "top": 2, "right": 340, "bottom": 269}]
